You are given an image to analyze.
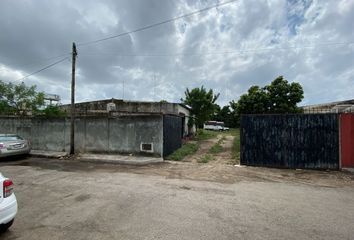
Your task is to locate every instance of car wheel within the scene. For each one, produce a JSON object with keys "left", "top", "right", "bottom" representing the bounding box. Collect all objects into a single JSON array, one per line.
[{"left": 0, "top": 219, "right": 14, "bottom": 233}]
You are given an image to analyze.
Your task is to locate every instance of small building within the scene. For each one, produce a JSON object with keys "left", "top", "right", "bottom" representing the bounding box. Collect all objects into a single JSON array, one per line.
[
  {"left": 302, "top": 99, "right": 354, "bottom": 114},
  {"left": 60, "top": 99, "right": 196, "bottom": 137}
]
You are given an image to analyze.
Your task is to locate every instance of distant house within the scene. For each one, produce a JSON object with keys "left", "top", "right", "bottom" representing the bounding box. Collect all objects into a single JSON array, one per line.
[
  {"left": 60, "top": 98, "right": 196, "bottom": 137},
  {"left": 302, "top": 99, "right": 354, "bottom": 114}
]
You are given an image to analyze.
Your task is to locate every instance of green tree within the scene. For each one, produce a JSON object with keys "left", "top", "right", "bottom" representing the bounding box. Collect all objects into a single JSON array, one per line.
[
  {"left": 42, "top": 105, "right": 67, "bottom": 117},
  {"left": 229, "top": 101, "right": 240, "bottom": 127},
  {"left": 181, "top": 86, "right": 219, "bottom": 129},
  {"left": 265, "top": 76, "right": 304, "bottom": 113},
  {"left": 212, "top": 105, "right": 236, "bottom": 127},
  {"left": 233, "top": 76, "right": 304, "bottom": 115},
  {"left": 232, "top": 86, "right": 270, "bottom": 115},
  {"left": 0, "top": 80, "right": 45, "bottom": 115}
]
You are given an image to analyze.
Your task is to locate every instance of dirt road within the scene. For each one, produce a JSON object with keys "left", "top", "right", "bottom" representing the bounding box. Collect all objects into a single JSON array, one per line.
[{"left": 186, "top": 133, "right": 236, "bottom": 165}]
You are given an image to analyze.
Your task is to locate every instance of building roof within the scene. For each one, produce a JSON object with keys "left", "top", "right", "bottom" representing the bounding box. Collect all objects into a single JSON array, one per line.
[
  {"left": 62, "top": 98, "right": 190, "bottom": 109},
  {"left": 60, "top": 98, "right": 192, "bottom": 116},
  {"left": 302, "top": 99, "right": 354, "bottom": 109},
  {"left": 302, "top": 99, "right": 354, "bottom": 113}
]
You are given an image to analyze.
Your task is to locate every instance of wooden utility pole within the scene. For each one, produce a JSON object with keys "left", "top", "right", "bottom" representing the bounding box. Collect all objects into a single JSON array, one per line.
[{"left": 70, "top": 42, "right": 77, "bottom": 155}]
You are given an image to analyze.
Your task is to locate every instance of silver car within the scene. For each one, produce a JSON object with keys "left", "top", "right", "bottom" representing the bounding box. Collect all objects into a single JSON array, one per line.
[{"left": 0, "top": 134, "right": 31, "bottom": 158}]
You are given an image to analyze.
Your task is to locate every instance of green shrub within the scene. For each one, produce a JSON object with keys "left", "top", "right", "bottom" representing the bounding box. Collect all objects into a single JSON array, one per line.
[
  {"left": 194, "top": 129, "right": 217, "bottom": 141},
  {"left": 231, "top": 131, "right": 240, "bottom": 163},
  {"left": 198, "top": 154, "right": 214, "bottom": 163},
  {"left": 166, "top": 143, "right": 199, "bottom": 161},
  {"left": 209, "top": 143, "right": 223, "bottom": 154}
]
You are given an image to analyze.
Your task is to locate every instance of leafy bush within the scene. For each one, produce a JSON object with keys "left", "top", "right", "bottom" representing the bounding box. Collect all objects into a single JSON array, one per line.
[
  {"left": 194, "top": 129, "right": 217, "bottom": 141},
  {"left": 166, "top": 143, "right": 198, "bottom": 161},
  {"left": 42, "top": 105, "right": 67, "bottom": 117}
]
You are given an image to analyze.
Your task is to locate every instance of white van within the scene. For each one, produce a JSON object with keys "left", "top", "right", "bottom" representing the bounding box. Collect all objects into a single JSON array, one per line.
[{"left": 203, "top": 121, "right": 229, "bottom": 131}]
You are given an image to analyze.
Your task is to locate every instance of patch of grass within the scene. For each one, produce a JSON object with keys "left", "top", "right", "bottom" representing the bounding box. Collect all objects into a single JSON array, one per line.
[
  {"left": 209, "top": 143, "right": 223, "bottom": 154},
  {"left": 218, "top": 136, "right": 226, "bottom": 144},
  {"left": 231, "top": 129, "right": 240, "bottom": 164},
  {"left": 194, "top": 129, "right": 218, "bottom": 141},
  {"left": 198, "top": 154, "right": 214, "bottom": 163},
  {"left": 219, "top": 128, "right": 239, "bottom": 137},
  {"left": 166, "top": 143, "right": 199, "bottom": 161},
  {"left": 219, "top": 136, "right": 226, "bottom": 144}
]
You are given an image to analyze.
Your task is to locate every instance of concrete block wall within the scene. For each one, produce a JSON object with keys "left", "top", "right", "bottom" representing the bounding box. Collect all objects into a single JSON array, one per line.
[
  {"left": 61, "top": 99, "right": 183, "bottom": 116},
  {"left": 0, "top": 115, "right": 163, "bottom": 156}
]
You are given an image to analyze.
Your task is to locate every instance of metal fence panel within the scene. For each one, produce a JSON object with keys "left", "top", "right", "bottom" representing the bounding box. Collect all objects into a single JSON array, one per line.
[
  {"left": 163, "top": 115, "right": 182, "bottom": 157},
  {"left": 240, "top": 114, "right": 339, "bottom": 169},
  {"left": 340, "top": 114, "right": 354, "bottom": 168}
]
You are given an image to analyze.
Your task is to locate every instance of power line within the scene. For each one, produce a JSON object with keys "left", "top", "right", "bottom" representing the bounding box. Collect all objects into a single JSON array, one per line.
[
  {"left": 77, "top": 0, "right": 239, "bottom": 47},
  {"left": 2, "top": 0, "right": 238, "bottom": 75},
  {"left": 8, "top": 40, "right": 353, "bottom": 82},
  {"left": 16, "top": 57, "right": 69, "bottom": 81},
  {"left": 16, "top": 53, "right": 71, "bottom": 68},
  {"left": 1, "top": 53, "right": 71, "bottom": 70},
  {"left": 78, "top": 41, "right": 354, "bottom": 57}
]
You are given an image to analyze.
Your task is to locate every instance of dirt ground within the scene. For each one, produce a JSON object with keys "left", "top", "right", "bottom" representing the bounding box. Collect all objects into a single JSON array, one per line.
[
  {"left": 1, "top": 156, "right": 354, "bottom": 240},
  {"left": 187, "top": 134, "right": 235, "bottom": 165},
  {"left": 2, "top": 155, "right": 353, "bottom": 188}
]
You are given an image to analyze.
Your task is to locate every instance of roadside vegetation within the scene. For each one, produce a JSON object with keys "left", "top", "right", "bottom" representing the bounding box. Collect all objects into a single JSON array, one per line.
[
  {"left": 0, "top": 81, "right": 66, "bottom": 117},
  {"left": 193, "top": 129, "right": 218, "bottom": 141},
  {"left": 198, "top": 154, "right": 214, "bottom": 163},
  {"left": 166, "top": 143, "right": 198, "bottom": 161},
  {"left": 167, "top": 128, "right": 241, "bottom": 164},
  {"left": 208, "top": 137, "right": 224, "bottom": 154},
  {"left": 231, "top": 129, "right": 240, "bottom": 164}
]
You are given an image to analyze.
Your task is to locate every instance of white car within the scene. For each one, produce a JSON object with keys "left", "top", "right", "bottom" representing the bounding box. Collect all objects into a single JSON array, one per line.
[{"left": 0, "top": 173, "right": 17, "bottom": 232}]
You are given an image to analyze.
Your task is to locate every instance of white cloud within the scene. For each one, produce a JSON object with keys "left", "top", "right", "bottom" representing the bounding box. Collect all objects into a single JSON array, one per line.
[
  {"left": 0, "top": 64, "right": 24, "bottom": 82},
  {"left": 0, "top": 0, "right": 353, "bottom": 106}
]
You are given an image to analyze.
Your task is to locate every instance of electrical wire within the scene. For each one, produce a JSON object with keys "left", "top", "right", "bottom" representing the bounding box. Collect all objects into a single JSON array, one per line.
[
  {"left": 78, "top": 41, "right": 354, "bottom": 57},
  {"left": 15, "top": 53, "right": 71, "bottom": 68},
  {"left": 77, "top": 0, "right": 239, "bottom": 46},
  {"left": 4, "top": 1, "right": 239, "bottom": 82},
  {"left": 16, "top": 57, "right": 69, "bottom": 81},
  {"left": 2, "top": 0, "right": 238, "bottom": 76}
]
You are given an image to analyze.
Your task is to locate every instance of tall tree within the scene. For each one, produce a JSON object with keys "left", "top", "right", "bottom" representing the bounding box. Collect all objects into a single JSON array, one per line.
[
  {"left": 265, "top": 76, "right": 304, "bottom": 113},
  {"left": 212, "top": 105, "right": 236, "bottom": 127},
  {"left": 232, "top": 86, "right": 270, "bottom": 115},
  {"left": 181, "top": 86, "right": 219, "bottom": 128},
  {"left": 0, "top": 80, "right": 45, "bottom": 115},
  {"left": 233, "top": 76, "right": 304, "bottom": 115}
]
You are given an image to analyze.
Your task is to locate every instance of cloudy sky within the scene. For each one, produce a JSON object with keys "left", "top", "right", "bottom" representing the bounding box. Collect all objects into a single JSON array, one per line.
[{"left": 0, "top": 0, "right": 353, "bottom": 106}]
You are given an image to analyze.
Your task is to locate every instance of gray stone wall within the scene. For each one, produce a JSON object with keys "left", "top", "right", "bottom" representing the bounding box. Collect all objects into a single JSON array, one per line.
[{"left": 0, "top": 115, "right": 163, "bottom": 156}]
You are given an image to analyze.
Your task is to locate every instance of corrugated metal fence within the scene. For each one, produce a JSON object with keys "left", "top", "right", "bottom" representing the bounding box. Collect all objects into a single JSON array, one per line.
[{"left": 240, "top": 114, "right": 339, "bottom": 169}]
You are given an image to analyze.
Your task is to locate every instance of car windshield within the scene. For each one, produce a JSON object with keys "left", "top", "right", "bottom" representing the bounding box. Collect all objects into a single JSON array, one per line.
[{"left": 0, "top": 135, "right": 23, "bottom": 141}]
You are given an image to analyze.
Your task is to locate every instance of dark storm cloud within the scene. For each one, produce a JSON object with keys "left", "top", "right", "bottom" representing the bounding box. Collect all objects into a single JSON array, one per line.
[{"left": 0, "top": 0, "right": 353, "bottom": 106}]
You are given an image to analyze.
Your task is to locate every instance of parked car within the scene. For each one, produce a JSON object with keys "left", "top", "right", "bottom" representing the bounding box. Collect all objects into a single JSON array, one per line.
[
  {"left": 0, "top": 134, "right": 31, "bottom": 158},
  {"left": 0, "top": 173, "right": 17, "bottom": 232}
]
